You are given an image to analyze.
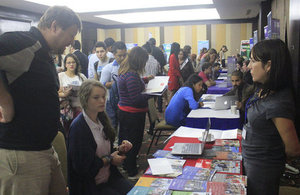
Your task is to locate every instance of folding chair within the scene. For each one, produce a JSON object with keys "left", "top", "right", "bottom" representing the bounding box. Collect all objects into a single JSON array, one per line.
[{"left": 147, "top": 98, "right": 177, "bottom": 155}]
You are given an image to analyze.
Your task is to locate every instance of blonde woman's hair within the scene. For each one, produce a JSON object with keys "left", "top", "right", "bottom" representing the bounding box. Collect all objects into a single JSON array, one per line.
[
  {"left": 79, "top": 80, "right": 107, "bottom": 111},
  {"left": 78, "top": 80, "right": 116, "bottom": 142}
]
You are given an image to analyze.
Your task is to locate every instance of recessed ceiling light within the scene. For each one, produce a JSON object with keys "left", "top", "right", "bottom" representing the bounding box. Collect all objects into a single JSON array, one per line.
[
  {"left": 25, "top": 0, "right": 213, "bottom": 13},
  {"left": 96, "top": 8, "right": 220, "bottom": 24}
]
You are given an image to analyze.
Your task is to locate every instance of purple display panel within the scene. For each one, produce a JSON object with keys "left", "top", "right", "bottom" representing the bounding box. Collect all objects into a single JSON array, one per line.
[{"left": 264, "top": 25, "right": 268, "bottom": 39}]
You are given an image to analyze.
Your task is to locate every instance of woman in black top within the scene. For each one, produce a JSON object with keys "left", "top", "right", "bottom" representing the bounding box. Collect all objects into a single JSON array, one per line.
[
  {"left": 242, "top": 39, "right": 300, "bottom": 195},
  {"left": 178, "top": 49, "right": 194, "bottom": 82}
]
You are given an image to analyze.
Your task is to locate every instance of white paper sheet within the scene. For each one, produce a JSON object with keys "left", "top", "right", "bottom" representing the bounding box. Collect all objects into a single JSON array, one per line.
[
  {"left": 187, "top": 108, "right": 239, "bottom": 119},
  {"left": 202, "top": 102, "right": 215, "bottom": 109},
  {"left": 165, "top": 126, "right": 238, "bottom": 143},
  {"left": 142, "top": 76, "right": 169, "bottom": 95},
  {"left": 201, "top": 94, "right": 222, "bottom": 101},
  {"left": 217, "top": 76, "right": 228, "bottom": 80},
  {"left": 147, "top": 158, "right": 174, "bottom": 175}
]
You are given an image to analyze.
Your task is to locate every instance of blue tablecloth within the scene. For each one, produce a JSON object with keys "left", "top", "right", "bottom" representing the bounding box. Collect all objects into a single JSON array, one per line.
[
  {"left": 207, "top": 80, "right": 231, "bottom": 94},
  {"left": 207, "top": 86, "right": 231, "bottom": 94},
  {"left": 185, "top": 117, "right": 240, "bottom": 130}
]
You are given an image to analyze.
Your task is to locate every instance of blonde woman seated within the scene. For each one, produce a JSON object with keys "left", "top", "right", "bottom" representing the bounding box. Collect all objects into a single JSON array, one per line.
[{"left": 68, "top": 80, "right": 133, "bottom": 195}]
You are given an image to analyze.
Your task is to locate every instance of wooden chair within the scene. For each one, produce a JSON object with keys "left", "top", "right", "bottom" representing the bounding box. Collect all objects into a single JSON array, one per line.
[
  {"left": 52, "top": 131, "right": 67, "bottom": 183},
  {"left": 147, "top": 98, "right": 177, "bottom": 155}
]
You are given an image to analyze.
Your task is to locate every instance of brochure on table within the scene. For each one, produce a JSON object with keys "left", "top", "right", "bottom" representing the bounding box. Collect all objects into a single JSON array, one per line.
[
  {"left": 145, "top": 159, "right": 186, "bottom": 177},
  {"left": 147, "top": 158, "right": 174, "bottom": 175},
  {"left": 142, "top": 76, "right": 169, "bottom": 95}
]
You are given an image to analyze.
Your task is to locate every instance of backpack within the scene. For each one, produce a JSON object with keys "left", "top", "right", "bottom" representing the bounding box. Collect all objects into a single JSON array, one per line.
[{"left": 108, "top": 75, "right": 119, "bottom": 114}]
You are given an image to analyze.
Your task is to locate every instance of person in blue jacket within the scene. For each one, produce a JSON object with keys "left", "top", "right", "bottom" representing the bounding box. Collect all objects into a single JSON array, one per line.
[{"left": 165, "top": 73, "right": 204, "bottom": 127}]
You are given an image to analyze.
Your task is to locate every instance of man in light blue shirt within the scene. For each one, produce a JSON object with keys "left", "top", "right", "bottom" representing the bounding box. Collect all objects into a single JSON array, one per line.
[{"left": 100, "top": 41, "right": 127, "bottom": 129}]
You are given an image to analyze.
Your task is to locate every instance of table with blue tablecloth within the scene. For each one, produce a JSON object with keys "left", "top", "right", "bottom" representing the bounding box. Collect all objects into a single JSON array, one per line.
[
  {"left": 219, "top": 69, "right": 227, "bottom": 73},
  {"left": 185, "top": 107, "right": 240, "bottom": 130}
]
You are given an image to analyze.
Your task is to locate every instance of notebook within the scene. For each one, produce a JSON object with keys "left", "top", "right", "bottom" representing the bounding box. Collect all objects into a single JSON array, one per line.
[
  {"left": 171, "top": 118, "right": 211, "bottom": 156},
  {"left": 214, "top": 96, "right": 237, "bottom": 110}
]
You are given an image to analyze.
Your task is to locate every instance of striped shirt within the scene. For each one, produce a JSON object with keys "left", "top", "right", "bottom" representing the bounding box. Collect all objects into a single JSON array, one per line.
[{"left": 118, "top": 71, "right": 149, "bottom": 112}]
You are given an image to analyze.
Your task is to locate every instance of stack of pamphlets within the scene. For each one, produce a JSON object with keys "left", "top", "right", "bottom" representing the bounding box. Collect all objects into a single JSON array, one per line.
[
  {"left": 145, "top": 159, "right": 186, "bottom": 177},
  {"left": 195, "top": 159, "right": 241, "bottom": 174},
  {"left": 127, "top": 177, "right": 173, "bottom": 195}
]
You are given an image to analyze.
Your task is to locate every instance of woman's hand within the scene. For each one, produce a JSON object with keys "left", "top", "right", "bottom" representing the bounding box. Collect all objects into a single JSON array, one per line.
[
  {"left": 110, "top": 151, "right": 126, "bottom": 166},
  {"left": 118, "top": 140, "right": 133, "bottom": 155},
  {"left": 236, "top": 101, "right": 242, "bottom": 109},
  {"left": 63, "top": 86, "right": 72, "bottom": 97},
  {"left": 199, "top": 102, "right": 204, "bottom": 107},
  {"left": 147, "top": 75, "right": 155, "bottom": 80},
  {"left": 59, "top": 86, "right": 72, "bottom": 98}
]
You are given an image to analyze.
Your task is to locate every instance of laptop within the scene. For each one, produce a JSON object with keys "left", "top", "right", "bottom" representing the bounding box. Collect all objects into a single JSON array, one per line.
[
  {"left": 214, "top": 96, "right": 237, "bottom": 110},
  {"left": 171, "top": 118, "right": 211, "bottom": 156}
]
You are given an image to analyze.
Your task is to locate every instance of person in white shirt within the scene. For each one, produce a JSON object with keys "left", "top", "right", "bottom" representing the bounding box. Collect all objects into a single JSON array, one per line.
[
  {"left": 58, "top": 53, "right": 87, "bottom": 132},
  {"left": 93, "top": 41, "right": 111, "bottom": 81},
  {"left": 142, "top": 42, "right": 160, "bottom": 77}
]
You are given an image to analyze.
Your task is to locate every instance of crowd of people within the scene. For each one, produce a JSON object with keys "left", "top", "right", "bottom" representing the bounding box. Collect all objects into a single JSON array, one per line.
[{"left": 1, "top": 5, "right": 300, "bottom": 195}]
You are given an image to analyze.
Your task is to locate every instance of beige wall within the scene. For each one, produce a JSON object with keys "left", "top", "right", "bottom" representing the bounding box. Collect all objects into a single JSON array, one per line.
[
  {"left": 96, "top": 23, "right": 252, "bottom": 56},
  {"left": 96, "top": 28, "right": 121, "bottom": 42}
]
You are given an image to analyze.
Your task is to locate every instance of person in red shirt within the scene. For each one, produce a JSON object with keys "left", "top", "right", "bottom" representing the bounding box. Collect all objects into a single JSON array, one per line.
[
  {"left": 168, "top": 42, "right": 183, "bottom": 101},
  {"left": 198, "top": 62, "right": 216, "bottom": 87}
]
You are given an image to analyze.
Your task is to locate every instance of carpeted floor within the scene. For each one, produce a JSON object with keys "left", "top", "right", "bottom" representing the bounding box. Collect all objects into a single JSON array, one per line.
[{"left": 121, "top": 108, "right": 172, "bottom": 184}]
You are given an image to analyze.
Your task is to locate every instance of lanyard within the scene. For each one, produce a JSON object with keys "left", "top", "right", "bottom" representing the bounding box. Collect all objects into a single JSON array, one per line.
[{"left": 244, "top": 91, "right": 260, "bottom": 124}]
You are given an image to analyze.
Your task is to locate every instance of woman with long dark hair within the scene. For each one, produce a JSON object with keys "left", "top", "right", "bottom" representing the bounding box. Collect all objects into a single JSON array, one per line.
[
  {"left": 198, "top": 48, "right": 217, "bottom": 70},
  {"left": 165, "top": 73, "right": 204, "bottom": 127},
  {"left": 58, "top": 53, "right": 87, "bottom": 133},
  {"left": 167, "top": 42, "right": 183, "bottom": 101},
  {"left": 178, "top": 49, "right": 195, "bottom": 82},
  {"left": 118, "top": 46, "right": 152, "bottom": 178},
  {"left": 218, "top": 45, "right": 228, "bottom": 67},
  {"left": 242, "top": 39, "right": 300, "bottom": 195}
]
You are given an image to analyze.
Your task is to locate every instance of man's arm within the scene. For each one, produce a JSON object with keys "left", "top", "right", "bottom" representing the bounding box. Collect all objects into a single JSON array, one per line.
[
  {"left": 0, "top": 74, "right": 14, "bottom": 123},
  {"left": 99, "top": 65, "right": 113, "bottom": 89},
  {"left": 88, "top": 54, "right": 97, "bottom": 79},
  {"left": 205, "top": 79, "right": 216, "bottom": 87}
]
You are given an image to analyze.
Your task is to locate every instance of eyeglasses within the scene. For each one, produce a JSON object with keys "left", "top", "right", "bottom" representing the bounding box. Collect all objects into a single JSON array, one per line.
[{"left": 66, "top": 61, "right": 76, "bottom": 65}]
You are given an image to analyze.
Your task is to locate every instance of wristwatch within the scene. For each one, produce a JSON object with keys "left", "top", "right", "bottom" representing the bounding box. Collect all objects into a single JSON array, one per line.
[{"left": 103, "top": 155, "right": 113, "bottom": 165}]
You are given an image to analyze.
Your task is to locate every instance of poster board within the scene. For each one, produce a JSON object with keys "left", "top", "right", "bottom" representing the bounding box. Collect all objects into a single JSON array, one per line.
[{"left": 197, "top": 40, "right": 210, "bottom": 55}]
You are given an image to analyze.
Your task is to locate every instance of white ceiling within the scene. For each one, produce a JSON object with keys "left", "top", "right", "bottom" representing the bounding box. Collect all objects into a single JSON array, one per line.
[{"left": 0, "top": 0, "right": 264, "bottom": 26}]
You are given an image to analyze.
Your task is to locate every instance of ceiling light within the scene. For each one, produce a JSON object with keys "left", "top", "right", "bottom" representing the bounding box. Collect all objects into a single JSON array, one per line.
[
  {"left": 25, "top": 0, "right": 213, "bottom": 13},
  {"left": 96, "top": 8, "right": 220, "bottom": 24}
]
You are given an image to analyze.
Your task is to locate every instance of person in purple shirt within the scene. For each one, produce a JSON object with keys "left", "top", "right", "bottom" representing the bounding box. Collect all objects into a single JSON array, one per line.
[
  {"left": 117, "top": 46, "right": 153, "bottom": 179},
  {"left": 165, "top": 74, "right": 204, "bottom": 127}
]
